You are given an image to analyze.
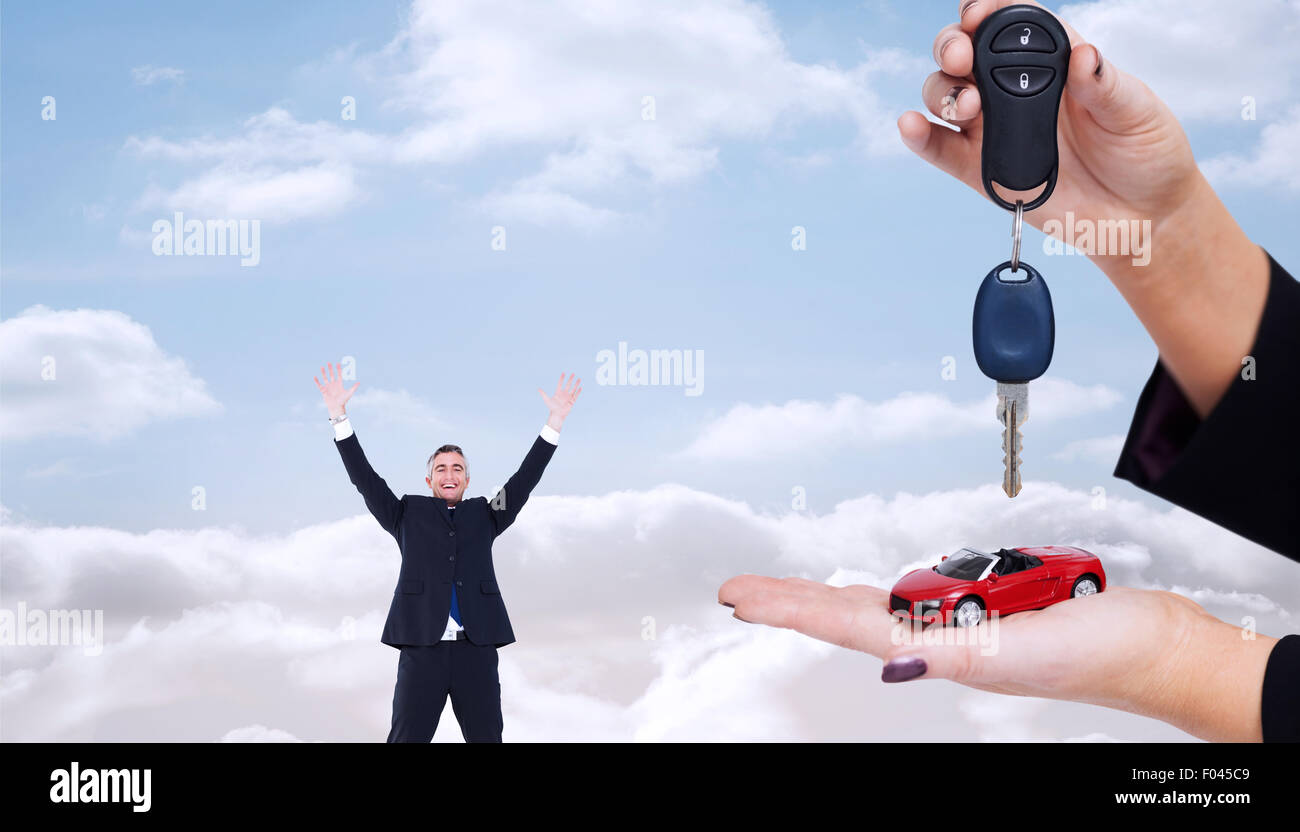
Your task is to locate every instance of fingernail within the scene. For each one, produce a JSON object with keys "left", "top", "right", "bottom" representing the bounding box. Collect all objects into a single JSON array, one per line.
[
  {"left": 938, "top": 37, "right": 957, "bottom": 63},
  {"left": 882, "top": 656, "right": 927, "bottom": 683},
  {"left": 1093, "top": 48, "right": 1104, "bottom": 78},
  {"left": 732, "top": 611, "right": 752, "bottom": 624},
  {"left": 960, "top": 0, "right": 980, "bottom": 19},
  {"left": 940, "top": 86, "right": 964, "bottom": 121}
]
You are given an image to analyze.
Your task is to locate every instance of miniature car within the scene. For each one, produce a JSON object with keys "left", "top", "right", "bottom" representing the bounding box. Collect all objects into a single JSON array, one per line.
[{"left": 888, "top": 546, "right": 1105, "bottom": 627}]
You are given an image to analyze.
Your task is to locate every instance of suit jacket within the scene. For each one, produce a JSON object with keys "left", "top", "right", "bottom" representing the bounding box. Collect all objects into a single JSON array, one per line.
[
  {"left": 1113, "top": 249, "right": 1299, "bottom": 561},
  {"left": 335, "top": 431, "right": 556, "bottom": 648}
]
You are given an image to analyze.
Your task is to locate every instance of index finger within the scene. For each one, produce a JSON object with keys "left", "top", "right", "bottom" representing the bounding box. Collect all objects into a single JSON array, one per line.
[
  {"left": 960, "top": 0, "right": 1086, "bottom": 49},
  {"left": 718, "top": 574, "right": 898, "bottom": 657}
]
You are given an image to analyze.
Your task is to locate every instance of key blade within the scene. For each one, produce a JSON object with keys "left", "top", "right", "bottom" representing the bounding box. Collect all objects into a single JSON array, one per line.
[
  {"left": 996, "top": 383, "right": 1028, "bottom": 498},
  {"left": 1001, "top": 400, "right": 1022, "bottom": 497}
]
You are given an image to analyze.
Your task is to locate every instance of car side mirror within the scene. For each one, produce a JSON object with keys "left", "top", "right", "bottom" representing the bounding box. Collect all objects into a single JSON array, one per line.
[{"left": 987, "top": 573, "right": 999, "bottom": 583}]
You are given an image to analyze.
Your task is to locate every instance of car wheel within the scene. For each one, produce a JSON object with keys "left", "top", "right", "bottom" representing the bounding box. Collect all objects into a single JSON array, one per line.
[
  {"left": 954, "top": 596, "right": 985, "bottom": 628},
  {"left": 1071, "top": 575, "right": 1100, "bottom": 598}
]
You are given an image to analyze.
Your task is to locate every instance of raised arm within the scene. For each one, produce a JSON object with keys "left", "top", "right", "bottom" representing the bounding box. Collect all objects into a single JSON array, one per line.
[
  {"left": 488, "top": 373, "right": 581, "bottom": 537},
  {"left": 315, "top": 361, "right": 404, "bottom": 539}
]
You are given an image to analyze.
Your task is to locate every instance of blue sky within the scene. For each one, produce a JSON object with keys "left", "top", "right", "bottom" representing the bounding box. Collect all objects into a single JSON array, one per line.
[
  {"left": 6, "top": 0, "right": 1294, "bottom": 536},
  {"left": 2, "top": 0, "right": 1298, "bottom": 741}
]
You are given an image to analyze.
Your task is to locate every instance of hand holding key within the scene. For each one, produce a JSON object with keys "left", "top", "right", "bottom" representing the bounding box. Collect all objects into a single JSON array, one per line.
[{"left": 902, "top": 0, "right": 1198, "bottom": 251}]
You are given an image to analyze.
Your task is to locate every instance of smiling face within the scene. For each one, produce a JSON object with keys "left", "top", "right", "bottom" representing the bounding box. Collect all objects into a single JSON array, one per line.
[{"left": 426, "top": 448, "right": 469, "bottom": 506}]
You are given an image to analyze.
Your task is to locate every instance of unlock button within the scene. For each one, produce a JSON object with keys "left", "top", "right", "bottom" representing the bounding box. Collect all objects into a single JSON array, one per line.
[
  {"left": 992, "top": 66, "right": 1055, "bottom": 97},
  {"left": 991, "top": 22, "right": 1056, "bottom": 53}
]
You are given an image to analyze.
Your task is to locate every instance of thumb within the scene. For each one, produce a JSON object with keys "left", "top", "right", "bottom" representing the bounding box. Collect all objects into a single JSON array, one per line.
[{"left": 1066, "top": 43, "right": 1162, "bottom": 134}]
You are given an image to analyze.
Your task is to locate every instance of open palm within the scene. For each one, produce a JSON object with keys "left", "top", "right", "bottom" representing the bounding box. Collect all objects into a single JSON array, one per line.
[
  {"left": 538, "top": 372, "right": 582, "bottom": 421},
  {"left": 313, "top": 361, "right": 358, "bottom": 416},
  {"left": 717, "top": 575, "right": 1224, "bottom": 721}
]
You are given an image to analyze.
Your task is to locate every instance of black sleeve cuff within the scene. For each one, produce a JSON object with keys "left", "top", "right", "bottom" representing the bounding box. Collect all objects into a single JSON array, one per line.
[
  {"left": 1112, "top": 249, "right": 1300, "bottom": 560},
  {"left": 1263, "top": 634, "right": 1300, "bottom": 742}
]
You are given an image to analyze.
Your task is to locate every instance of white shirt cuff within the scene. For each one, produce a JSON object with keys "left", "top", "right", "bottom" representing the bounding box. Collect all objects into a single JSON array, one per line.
[
  {"left": 332, "top": 416, "right": 354, "bottom": 441},
  {"left": 539, "top": 424, "right": 560, "bottom": 445}
]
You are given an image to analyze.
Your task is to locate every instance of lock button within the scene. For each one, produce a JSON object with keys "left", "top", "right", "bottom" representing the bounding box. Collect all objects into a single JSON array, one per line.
[
  {"left": 991, "top": 22, "right": 1056, "bottom": 53},
  {"left": 992, "top": 66, "right": 1055, "bottom": 97}
]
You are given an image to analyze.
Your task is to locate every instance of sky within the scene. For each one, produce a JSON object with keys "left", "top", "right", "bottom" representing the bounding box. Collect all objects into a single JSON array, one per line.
[{"left": 2, "top": 0, "right": 1298, "bottom": 742}]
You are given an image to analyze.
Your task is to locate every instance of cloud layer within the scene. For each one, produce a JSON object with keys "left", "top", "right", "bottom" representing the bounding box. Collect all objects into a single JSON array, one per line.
[
  {"left": 123, "top": 0, "right": 923, "bottom": 227},
  {"left": 2, "top": 478, "right": 1293, "bottom": 742},
  {"left": 681, "top": 378, "right": 1122, "bottom": 461}
]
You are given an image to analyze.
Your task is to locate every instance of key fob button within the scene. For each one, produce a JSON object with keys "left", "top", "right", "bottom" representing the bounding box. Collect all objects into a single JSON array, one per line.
[
  {"left": 992, "top": 66, "right": 1056, "bottom": 97},
  {"left": 991, "top": 22, "right": 1056, "bottom": 53}
]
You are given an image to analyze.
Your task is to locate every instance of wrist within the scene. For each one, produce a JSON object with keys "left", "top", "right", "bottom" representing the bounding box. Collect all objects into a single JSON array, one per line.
[
  {"left": 545, "top": 414, "right": 564, "bottom": 432},
  {"left": 1136, "top": 603, "right": 1275, "bottom": 741},
  {"left": 1094, "top": 171, "right": 1219, "bottom": 288},
  {"left": 1092, "top": 171, "right": 1269, "bottom": 417}
]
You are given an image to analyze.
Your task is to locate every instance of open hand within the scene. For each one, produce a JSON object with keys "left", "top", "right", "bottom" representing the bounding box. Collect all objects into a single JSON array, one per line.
[
  {"left": 718, "top": 574, "right": 1274, "bottom": 741},
  {"left": 539, "top": 372, "right": 582, "bottom": 431},
  {"left": 313, "top": 361, "right": 358, "bottom": 418}
]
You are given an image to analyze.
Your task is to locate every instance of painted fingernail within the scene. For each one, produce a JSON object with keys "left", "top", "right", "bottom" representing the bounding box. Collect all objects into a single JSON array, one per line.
[
  {"left": 1094, "top": 48, "right": 1104, "bottom": 78},
  {"left": 882, "top": 656, "right": 927, "bottom": 683},
  {"left": 960, "top": 0, "right": 980, "bottom": 19},
  {"left": 940, "top": 86, "right": 964, "bottom": 121}
]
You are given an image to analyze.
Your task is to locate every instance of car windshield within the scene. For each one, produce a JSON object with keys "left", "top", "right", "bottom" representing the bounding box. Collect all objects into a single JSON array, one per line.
[{"left": 935, "top": 550, "right": 993, "bottom": 580}]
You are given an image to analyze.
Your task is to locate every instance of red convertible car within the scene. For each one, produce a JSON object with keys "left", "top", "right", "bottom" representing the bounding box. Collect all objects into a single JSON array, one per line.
[{"left": 889, "top": 546, "right": 1105, "bottom": 627}]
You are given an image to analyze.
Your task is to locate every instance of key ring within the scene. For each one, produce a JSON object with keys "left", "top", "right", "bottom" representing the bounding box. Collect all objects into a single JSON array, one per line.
[{"left": 1009, "top": 200, "right": 1024, "bottom": 272}]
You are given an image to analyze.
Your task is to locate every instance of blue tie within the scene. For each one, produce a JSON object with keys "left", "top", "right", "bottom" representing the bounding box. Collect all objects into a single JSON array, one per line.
[{"left": 448, "top": 505, "right": 461, "bottom": 626}]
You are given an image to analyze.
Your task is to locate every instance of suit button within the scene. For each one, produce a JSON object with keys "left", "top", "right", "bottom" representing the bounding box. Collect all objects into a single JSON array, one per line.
[
  {"left": 449, "top": 531, "right": 455, "bottom": 537},
  {"left": 456, "top": 580, "right": 463, "bottom": 587},
  {"left": 449, "top": 555, "right": 455, "bottom": 561}
]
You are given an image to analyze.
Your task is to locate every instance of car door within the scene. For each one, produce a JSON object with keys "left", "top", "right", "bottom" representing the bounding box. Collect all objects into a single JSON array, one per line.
[
  {"left": 988, "top": 568, "right": 1039, "bottom": 613},
  {"left": 1022, "top": 559, "right": 1061, "bottom": 605}
]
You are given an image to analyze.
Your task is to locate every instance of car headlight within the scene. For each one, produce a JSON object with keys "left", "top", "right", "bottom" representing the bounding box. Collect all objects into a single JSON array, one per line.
[{"left": 918, "top": 599, "right": 945, "bottom": 612}]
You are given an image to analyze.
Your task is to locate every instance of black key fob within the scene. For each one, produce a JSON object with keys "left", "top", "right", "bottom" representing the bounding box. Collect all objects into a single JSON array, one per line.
[{"left": 972, "top": 4, "right": 1070, "bottom": 211}]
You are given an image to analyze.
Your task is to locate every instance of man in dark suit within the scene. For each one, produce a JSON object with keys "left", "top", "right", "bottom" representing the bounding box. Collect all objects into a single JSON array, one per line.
[{"left": 314, "top": 363, "right": 581, "bottom": 742}]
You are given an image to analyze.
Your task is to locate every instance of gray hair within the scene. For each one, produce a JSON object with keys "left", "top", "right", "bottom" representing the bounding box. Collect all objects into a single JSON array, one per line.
[{"left": 426, "top": 444, "right": 467, "bottom": 480}]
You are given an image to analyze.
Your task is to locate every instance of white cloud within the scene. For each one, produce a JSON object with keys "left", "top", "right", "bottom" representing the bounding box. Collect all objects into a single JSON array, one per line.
[
  {"left": 220, "top": 724, "right": 306, "bottom": 742},
  {"left": 2, "top": 478, "right": 1293, "bottom": 741},
  {"left": 681, "top": 377, "right": 1122, "bottom": 462},
  {"left": 131, "top": 65, "right": 184, "bottom": 86},
  {"left": 1061, "top": 0, "right": 1300, "bottom": 195},
  {"left": 123, "top": 0, "right": 923, "bottom": 226},
  {"left": 0, "top": 306, "right": 221, "bottom": 441},
  {"left": 132, "top": 162, "right": 359, "bottom": 224},
  {"left": 1059, "top": 0, "right": 1300, "bottom": 123},
  {"left": 23, "top": 459, "right": 120, "bottom": 480},
  {"left": 347, "top": 387, "right": 443, "bottom": 430},
  {"left": 1200, "top": 106, "right": 1300, "bottom": 193},
  {"left": 1053, "top": 434, "right": 1126, "bottom": 463}
]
